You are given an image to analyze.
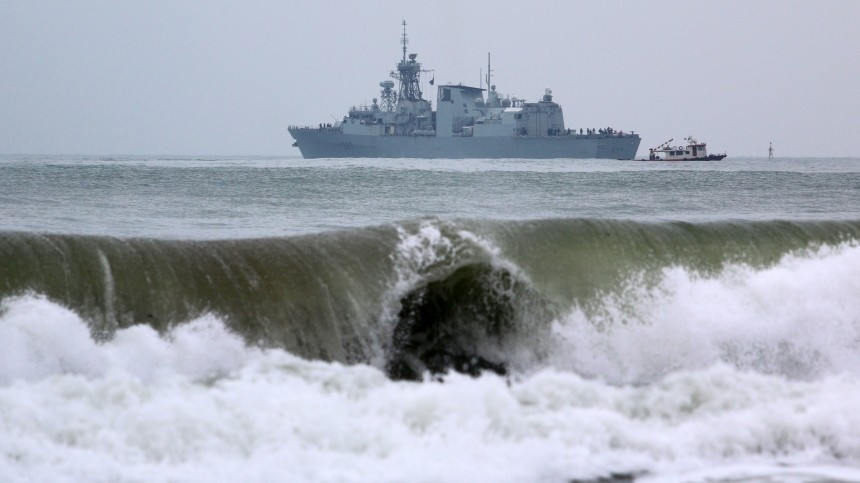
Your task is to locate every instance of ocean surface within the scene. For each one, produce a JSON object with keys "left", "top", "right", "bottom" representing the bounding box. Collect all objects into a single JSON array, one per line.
[{"left": 2, "top": 154, "right": 860, "bottom": 482}]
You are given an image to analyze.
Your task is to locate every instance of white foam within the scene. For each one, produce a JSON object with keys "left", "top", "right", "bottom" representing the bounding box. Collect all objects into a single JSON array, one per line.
[
  {"left": 2, "top": 333, "right": 860, "bottom": 481},
  {"left": 0, "top": 294, "right": 250, "bottom": 384},
  {"left": 550, "top": 242, "right": 860, "bottom": 384},
  {"left": 391, "top": 218, "right": 521, "bottom": 289},
  {"left": 0, "top": 294, "right": 106, "bottom": 382}
]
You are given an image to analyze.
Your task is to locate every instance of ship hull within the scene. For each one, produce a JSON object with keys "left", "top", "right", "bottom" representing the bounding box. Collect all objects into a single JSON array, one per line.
[{"left": 288, "top": 129, "right": 641, "bottom": 159}]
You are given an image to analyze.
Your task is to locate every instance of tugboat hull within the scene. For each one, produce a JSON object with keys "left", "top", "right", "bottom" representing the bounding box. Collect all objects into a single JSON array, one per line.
[{"left": 639, "top": 154, "right": 727, "bottom": 161}]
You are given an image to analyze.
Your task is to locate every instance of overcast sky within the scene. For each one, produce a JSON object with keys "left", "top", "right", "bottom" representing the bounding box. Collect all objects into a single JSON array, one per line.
[{"left": 2, "top": 0, "right": 858, "bottom": 157}]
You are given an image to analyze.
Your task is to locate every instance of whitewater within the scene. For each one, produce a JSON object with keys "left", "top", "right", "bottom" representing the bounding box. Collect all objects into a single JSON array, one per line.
[{"left": 2, "top": 156, "right": 860, "bottom": 482}]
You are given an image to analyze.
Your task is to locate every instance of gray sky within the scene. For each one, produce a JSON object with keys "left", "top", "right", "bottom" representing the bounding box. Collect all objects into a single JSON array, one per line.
[{"left": 2, "top": 0, "right": 858, "bottom": 157}]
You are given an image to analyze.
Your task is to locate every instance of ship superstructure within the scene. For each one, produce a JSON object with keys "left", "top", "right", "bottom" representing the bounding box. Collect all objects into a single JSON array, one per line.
[{"left": 288, "top": 22, "right": 640, "bottom": 159}]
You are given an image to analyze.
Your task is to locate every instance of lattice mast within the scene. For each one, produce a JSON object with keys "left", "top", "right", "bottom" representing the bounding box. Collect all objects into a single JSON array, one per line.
[{"left": 391, "top": 20, "right": 423, "bottom": 102}]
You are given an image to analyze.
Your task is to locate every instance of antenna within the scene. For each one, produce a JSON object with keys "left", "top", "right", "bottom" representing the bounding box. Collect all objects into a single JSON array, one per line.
[
  {"left": 486, "top": 53, "right": 492, "bottom": 92},
  {"left": 401, "top": 20, "right": 408, "bottom": 63}
]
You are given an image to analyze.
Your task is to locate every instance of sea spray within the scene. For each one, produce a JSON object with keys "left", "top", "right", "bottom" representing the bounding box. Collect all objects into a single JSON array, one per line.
[
  {"left": 0, "top": 294, "right": 250, "bottom": 384},
  {"left": 548, "top": 241, "right": 860, "bottom": 384}
]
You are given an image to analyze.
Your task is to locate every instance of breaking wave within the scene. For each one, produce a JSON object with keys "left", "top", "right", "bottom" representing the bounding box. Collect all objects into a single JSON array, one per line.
[{"left": 1, "top": 218, "right": 859, "bottom": 380}]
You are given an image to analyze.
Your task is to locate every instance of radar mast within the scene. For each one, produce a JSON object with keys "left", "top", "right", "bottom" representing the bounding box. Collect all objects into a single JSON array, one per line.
[{"left": 391, "top": 20, "right": 423, "bottom": 102}]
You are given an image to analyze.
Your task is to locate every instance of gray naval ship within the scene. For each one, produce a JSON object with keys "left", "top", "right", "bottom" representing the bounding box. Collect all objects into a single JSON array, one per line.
[{"left": 288, "top": 22, "right": 640, "bottom": 159}]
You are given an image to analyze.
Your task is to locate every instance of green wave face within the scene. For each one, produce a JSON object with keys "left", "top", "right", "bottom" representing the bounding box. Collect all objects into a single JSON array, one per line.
[{"left": 483, "top": 218, "right": 860, "bottom": 306}]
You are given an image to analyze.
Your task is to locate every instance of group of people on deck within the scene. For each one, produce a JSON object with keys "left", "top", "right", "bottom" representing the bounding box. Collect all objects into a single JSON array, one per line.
[{"left": 561, "top": 127, "right": 624, "bottom": 136}]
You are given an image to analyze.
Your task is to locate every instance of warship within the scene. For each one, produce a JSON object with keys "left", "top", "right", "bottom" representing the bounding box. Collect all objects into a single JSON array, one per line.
[{"left": 288, "top": 22, "right": 641, "bottom": 159}]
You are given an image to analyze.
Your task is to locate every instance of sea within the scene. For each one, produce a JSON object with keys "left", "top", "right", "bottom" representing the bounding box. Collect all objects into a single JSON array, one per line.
[{"left": 1, "top": 154, "right": 860, "bottom": 482}]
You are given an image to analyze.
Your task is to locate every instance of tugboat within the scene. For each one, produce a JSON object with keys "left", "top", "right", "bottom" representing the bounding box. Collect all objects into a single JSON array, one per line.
[{"left": 643, "top": 137, "right": 726, "bottom": 161}]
